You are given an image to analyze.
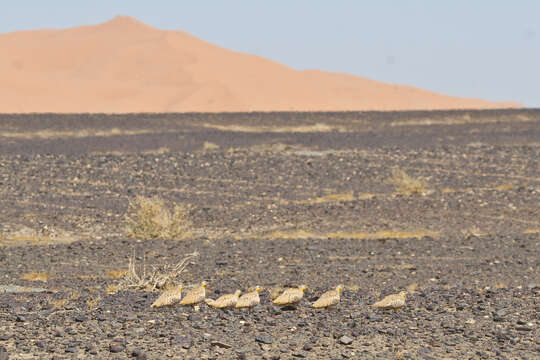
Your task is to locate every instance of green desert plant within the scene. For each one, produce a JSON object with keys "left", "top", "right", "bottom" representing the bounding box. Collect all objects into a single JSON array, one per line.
[{"left": 125, "top": 196, "right": 192, "bottom": 240}]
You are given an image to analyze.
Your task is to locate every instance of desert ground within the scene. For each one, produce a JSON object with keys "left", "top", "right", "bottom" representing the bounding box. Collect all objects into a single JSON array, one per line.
[{"left": 0, "top": 109, "right": 538, "bottom": 359}]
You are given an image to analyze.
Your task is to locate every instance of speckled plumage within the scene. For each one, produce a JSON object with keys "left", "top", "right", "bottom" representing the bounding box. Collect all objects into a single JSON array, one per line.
[
  {"left": 205, "top": 290, "right": 241, "bottom": 308},
  {"left": 235, "top": 286, "right": 262, "bottom": 309},
  {"left": 273, "top": 285, "right": 307, "bottom": 306},
  {"left": 312, "top": 285, "right": 343, "bottom": 308},
  {"left": 372, "top": 291, "right": 407, "bottom": 310},
  {"left": 150, "top": 285, "right": 183, "bottom": 308},
  {"left": 180, "top": 281, "right": 207, "bottom": 306}
]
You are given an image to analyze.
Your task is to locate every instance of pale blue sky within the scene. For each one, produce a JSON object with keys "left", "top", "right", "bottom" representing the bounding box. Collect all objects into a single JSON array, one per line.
[{"left": 3, "top": 1, "right": 539, "bottom": 106}]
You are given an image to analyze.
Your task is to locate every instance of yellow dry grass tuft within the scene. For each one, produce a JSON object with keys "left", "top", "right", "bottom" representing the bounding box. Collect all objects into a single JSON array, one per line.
[
  {"left": 495, "top": 183, "right": 517, "bottom": 191},
  {"left": 125, "top": 196, "right": 192, "bottom": 240},
  {"left": 203, "top": 123, "right": 346, "bottom": 133},
  {"left": 388, "top": 169, "right": 428, "bottom": 196},
  {"left": 21, "top": 272, "right": 51, "bottom": 282},
  {"left": 303, "top": 192, "right": 355, "bottom": 204},
  {"left": 523, "top": 229, "right": 539, "bottom": 234},
  {"left": 86, "top": 296, "right": 101, "bottom": 310},
  {"left": 48, "top": 298, "right": 68, "bottom": 308},
  {"left": 106, "top": 284, "right": 121, "bottom": 295},
  {"left": 203, "top": 141, "right": 220, "bottom": 150},
  {"left": 106, "top": 269, "right": 128, "bottom": 279},
  {"left": 256, "top": 229, "right": 438, "bottom": 241}
]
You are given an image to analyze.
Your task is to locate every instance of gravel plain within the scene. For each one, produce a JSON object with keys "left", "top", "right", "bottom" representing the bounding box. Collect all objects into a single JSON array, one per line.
[{"left": 0, "top": 109, "right": 539, "bottom": 359}]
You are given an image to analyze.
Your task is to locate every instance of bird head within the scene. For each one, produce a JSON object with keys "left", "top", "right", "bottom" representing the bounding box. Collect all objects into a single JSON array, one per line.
[
  {"left": 254, "top": 286, "right": 263, "bottom": 293},
  {"left": 299, "top": 285, "right": 308, "bottom": 292},
  {"left": 201, "top": 281, "right": 208, "bottom": 288},
  {"left": 336, "top": 285, "right": 344, "bottom": 292},
  {"left": 234, "top": 290, "right": 242, "bottom": 296},
  {"left": 177, "top": 285, "right": 184, "bottom": 291},
  {"left": 399, "top": 291, "right": 407, "bottom": 298}
]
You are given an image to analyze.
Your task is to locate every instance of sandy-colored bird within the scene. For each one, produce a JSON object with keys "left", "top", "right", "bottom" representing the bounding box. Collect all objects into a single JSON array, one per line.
[
  {"left": 273, "top": 285, "right": 307, "bottom": 306},
  {"left": 235, "top": 286, "right": 262, "bottom": 309},
  {"left": 151, "top": 285, "right": 183, "bottom": 308},
  {"left": 179, "top": 281, "right": 207, "bottom": 306},
  {"left": 312, "top": 285, "right": 343, "bottom": 308},
  {"left": 371, "top": 291, "right": 407, "bottom": 311},
  {"left": 205, "top": 290, "right": 241, "bottom": 309}
]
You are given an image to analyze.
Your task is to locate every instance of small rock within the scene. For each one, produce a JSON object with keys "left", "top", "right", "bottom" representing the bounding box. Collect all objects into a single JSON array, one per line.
[
  {"left": 187, "top": 314, "right": 202, "bottom": 321},
  {"left": 109, "top": 343, "right": 125, "bottom": 353},
  {"left": 211, "top": 341, "right": 232, "bottom": 349},
  {"left": 0, "top": 346, "right": 8, "bottom": 360},
  {"left": 292, "top": 352, "right": 306, "bottom": 358},
  {"left": 515, "top": 326, "right": 533, "bottom": 332},
  {"left": 74, "top": 314, "right": 87, "bottom": 322},
  {"left": 131, "top": 348, "right": 147, "bottom": 359},
  {"left": 0, "top": 334, "right": 12, "bottom": 341},
  {"left": 178, "top": 336, "right": 192, "bottom": 349},
  {"left": 65, "top": 347, "right": 77, "bottom": 353},
  {"left": 339, "top": 336, "right": 353, "bottom": 345},
  {"left": 255, "top": 334, "right": 274, "bottom": 344},
  {"left": 302, "top": 343, "right": 313, "bottom": 351},
  {"left": 216, "top": 260, "right": 228, "bottom": 266}
]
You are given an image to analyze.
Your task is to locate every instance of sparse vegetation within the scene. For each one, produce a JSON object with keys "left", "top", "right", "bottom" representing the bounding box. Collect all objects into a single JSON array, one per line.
[
  {"left": 388, "top": 169, "right": 428, "bottom": 196},
  {"left": 21, "top": 272, "right": 50, "bottom": 282},
  {"left": 119, "top": 251, "right": 199, "bottom": 291},
  {"left": 125, "top": 196, "right": 192, "bottom": 240},
  {"left": 86, "top": 296, "right": 101, "bottom": 310},
  {"left": 203, "top": 141, "right": 219, "bottom": 150},
  {"left": 105, "top": 269, "right": 128, "bottom": 279},
  {"left": 47, "top": 297, "right": 68, "bottom": 309}
]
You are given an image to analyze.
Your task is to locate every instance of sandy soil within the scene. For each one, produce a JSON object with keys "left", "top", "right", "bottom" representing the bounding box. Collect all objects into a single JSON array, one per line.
[{"left": 0, "top": 109, "right": 538, "bottom": 359}]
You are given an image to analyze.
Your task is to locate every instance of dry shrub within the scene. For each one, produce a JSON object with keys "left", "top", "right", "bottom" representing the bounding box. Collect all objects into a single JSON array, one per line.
[
  {"left": 119, "top": 251, "right": 199, "bottom": 291},
  {"left": 388, "top": 169, "right": 428, "bottom": 196},
  {"left": 126, "top": 196, "right": 192, "bottom": 240}
]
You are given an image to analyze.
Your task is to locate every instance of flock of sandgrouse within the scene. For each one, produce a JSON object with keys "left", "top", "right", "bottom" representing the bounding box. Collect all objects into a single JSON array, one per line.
[{"left": 151, "top": 281, "right": 408, "bottom": 311}]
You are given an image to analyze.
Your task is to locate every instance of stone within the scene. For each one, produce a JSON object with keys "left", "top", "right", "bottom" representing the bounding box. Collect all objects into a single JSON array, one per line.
[
  {"left": 211, "top": 341, "right": 232, "bottom": 349},
  {"left": 255, "top": 334, "right": 274, "bottom": 344},
  {"left": 131, "top": 348, "right": 147, "bottom": 360},
  {"left": 109, "top": 343, "right": 125, "bottom": 353},
  {"left": 339, "top": 336, "right": 353, "bottom": 345}
]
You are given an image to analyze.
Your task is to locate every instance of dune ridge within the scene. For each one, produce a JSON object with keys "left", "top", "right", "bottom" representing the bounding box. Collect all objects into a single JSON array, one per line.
[{"left": 0, "top": 16, "right": 521, "bottom": 113}]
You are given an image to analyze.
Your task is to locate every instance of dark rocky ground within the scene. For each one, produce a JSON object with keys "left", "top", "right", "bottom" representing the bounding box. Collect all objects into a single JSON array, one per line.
[{"left": 0, "top": 110, "right": 538, "bottom": 359}]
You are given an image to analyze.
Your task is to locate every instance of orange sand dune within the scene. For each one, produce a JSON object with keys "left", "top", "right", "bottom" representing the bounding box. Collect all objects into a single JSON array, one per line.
[{"left": 0, "top": 16, "right": 521, "bottom": 113}]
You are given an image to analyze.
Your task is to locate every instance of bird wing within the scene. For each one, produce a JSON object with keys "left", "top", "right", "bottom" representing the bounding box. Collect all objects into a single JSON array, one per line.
[
  {"left": 313, "top": 290, "right": 338, "bottom": 308},
  {"left": 236, "top": 291, "right": 259, "bottom": 308},
  {"left": 151, "top": 289, "right": 182, "bottom": 308},
  {"left": 273, "top": 288, "right": 302, "bottom": 305},
  {"left": 373, "top": 294, "right": 401, "bottom": 308},
  {"left": 180, "top": 287, "right": 204, "bottom": 305},
  {"left": 211, "top": 293, "right": 238, "bottom": 308}
]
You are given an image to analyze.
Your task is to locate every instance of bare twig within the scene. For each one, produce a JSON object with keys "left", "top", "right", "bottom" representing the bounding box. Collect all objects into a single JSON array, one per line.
[{"left": 119, "top": 251, "right": 199, "bottom": 291}]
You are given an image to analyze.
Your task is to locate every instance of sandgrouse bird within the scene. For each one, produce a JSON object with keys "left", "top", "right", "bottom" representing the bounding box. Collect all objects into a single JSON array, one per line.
[
  {"left": 179, "top": 281, "right": 207, "bottom": 306},
  {"left": 312, "top": 285, "right": 343, "bottom": 308},
  {"left": 205, "top": 290, "right": 241, "bottom": 309},
  {"left": 273, "top": 285, "right": 308, "bottom": 306},
  {"left": 150, "top": 285, "right": 183, "bottom": 308},
  {"left": 235, "top": 286, "right": 262, "bottom": 309},
  {"left": 371, "top": 291, "right": 407, "bottom": 311}
]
